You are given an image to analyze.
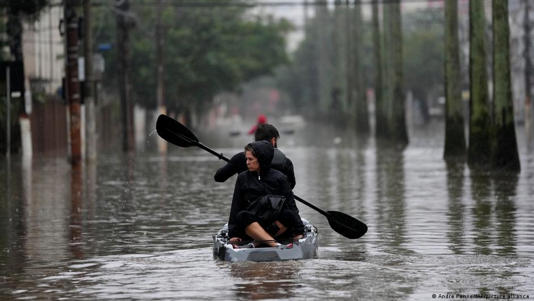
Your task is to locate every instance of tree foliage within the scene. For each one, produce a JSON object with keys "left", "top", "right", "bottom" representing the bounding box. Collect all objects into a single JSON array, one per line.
[
  {"left": 278, "top": 4, "right": 443, "bottom": 137},
  {"left": 403, "top": 9, "right": 444, "bottom": 111},
  {"left": 0, "top": 0, "right": 48, "bottom": 154},
  {"left": 93, "top": 0, "right": 291, "bottom": 113}
]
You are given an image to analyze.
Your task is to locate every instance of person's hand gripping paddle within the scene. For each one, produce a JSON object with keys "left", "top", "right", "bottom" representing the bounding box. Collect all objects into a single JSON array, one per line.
[{"left": 156, "top": 114, "right": 368, "bottom": 239}]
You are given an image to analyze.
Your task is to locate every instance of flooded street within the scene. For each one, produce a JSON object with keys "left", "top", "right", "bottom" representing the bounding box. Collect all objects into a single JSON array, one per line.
[{"left": 1, "top": 123, "right": 533, "bottom": 300}]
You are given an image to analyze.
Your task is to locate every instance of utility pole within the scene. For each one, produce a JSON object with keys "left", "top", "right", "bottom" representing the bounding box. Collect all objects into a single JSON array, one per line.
[
  {"left": 84, "top": 0, "right": 97, "bottom": 162},
  {"left": 65, "top": 1, "right": 82, "bottom": 165},
  {"left": 116, "top": 0, "right": 135, "bottom": 152}
]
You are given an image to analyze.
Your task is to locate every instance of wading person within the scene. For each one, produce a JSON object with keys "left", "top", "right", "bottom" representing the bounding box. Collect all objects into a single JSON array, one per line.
[
  {"left": 214, "top": 123, "right": 296, "bottom": 189},
  {"left": 228, "top": 140, "right": 304, "bottom": 248},
  {"left": 247, "top": 114, "right": 267, "bottom": 135}
]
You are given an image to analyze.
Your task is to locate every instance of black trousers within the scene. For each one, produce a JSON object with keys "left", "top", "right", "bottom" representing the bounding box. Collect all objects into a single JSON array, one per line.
[{"left": 236, "top": 208, "right": 304, "bottom": 237}]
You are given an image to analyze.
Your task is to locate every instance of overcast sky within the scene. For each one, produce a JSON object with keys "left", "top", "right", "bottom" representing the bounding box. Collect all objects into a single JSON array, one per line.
[
  {"left": 249, "top": 0, "right": 310, "bottom": 52},
  {"left": 248, "top": 0, "right": 434, "bottom": 52}
]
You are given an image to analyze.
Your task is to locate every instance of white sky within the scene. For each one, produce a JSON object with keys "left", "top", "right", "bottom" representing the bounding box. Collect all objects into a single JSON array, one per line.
[
  {"left": 249, "top": 0, "right": 433, "bottom": 52},
  {"left": 249, "top": 0, "right": 310, "bottom": 52}
]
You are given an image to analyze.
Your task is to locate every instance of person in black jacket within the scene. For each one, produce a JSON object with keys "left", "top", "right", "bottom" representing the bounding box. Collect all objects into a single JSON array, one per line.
[
  {"left": 228, "top": 140, "right": 304, "bottom": 247},
  {"left": 214, "top": 123, "right": 296, "bottom": 189}
]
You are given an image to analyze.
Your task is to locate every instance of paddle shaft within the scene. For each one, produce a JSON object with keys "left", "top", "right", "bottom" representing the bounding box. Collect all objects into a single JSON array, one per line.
[
  {"left": 197, "top": 141, "right": 228, "bottom": 161},
  {"left": 199, "top": 140, "right": 366, "bottom": 238},
  {"left": 195, "top": 141, "right": 330, "bottom": 217},
  {"left": 294, "top": 195, "right": 328, "bottom": 216},
  {"left": 156, "top": 114, "right": 366, "bottom": 238}
]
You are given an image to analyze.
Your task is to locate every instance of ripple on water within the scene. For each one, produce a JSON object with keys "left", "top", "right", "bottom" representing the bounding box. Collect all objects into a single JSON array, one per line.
[{"left": 3, "top": 144, "right": 534, "bottom": 300}]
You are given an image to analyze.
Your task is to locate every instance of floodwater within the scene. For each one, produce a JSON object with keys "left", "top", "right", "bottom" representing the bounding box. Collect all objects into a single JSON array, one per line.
[{"left": 1, "top": 121, "right": 533, "bottom": 300}]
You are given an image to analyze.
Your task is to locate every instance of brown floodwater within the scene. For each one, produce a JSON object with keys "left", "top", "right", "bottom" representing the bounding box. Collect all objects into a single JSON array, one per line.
[{"left": 1, "top": 122, "right": 533, "bottom": 300}]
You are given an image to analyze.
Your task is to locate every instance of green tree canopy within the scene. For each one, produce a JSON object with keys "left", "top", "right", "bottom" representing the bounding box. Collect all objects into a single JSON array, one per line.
[
  {"left": 403, "top": 9, "right": 444, "bottom": 108},
  {"left": 94, "top": 1, "right": 291, "bottom": 113}
]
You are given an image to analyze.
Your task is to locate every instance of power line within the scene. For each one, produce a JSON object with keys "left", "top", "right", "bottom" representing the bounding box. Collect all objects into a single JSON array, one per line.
[
  {"left": 132, "top": 0, "right": 444, "bottom": 8},
  {"left": 43, "top": 0, "right": 444, "bottom": 8}
]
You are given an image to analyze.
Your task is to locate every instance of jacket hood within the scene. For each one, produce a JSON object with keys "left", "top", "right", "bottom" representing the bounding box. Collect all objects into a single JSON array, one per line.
[
  {"left": 247, "top": 140, "right": 273, "bottom": 175},
  {"left": 257, "top": 114, "right": 267, "bottom": 124}
]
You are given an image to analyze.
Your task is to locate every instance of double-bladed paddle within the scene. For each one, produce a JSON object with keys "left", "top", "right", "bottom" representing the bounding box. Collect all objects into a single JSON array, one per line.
[{"left": 156, "top": 114, "right": 368, "bottom": 239}]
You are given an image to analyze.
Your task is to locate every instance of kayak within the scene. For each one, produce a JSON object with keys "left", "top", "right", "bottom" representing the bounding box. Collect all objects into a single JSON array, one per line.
[
  {"left": 212, "top": 218, "right": 319, "bottom": 262},
  {"left": 213, "top": 218, "right": 318, "bottom": 262}
]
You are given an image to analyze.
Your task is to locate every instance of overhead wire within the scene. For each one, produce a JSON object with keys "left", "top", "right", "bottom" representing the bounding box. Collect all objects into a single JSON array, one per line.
[{"left": 45, "top": 0, "right": 447, "bottom": 8}]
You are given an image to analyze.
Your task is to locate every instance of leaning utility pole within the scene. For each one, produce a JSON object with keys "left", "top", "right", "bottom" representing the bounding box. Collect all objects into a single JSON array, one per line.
[
  {"left": 116, "top": 0, "right": 135, "bottom": 152},
  {"left": 84, "top": 0, "right": 97, "bottom": 162},
  {"left": 65, "top": 1, "right": 82, "bottom": 165}
]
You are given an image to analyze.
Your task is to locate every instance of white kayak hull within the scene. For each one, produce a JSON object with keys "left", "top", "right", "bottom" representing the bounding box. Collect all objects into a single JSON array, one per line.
[{"left": 212, "top": 218, "right": 318, "bottom": 262}]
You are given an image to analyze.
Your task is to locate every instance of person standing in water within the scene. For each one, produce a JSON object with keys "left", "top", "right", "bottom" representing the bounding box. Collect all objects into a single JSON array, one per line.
[{"left": 247, "top": 114, "right": 267, "bottom": 135}]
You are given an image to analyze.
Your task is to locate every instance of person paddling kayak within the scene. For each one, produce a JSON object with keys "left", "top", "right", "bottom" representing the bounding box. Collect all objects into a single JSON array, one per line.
[
  {"left": 214, "top": 123, "right": 296, "bottom": 189},
  {"left": 228, "top": 141, "right": 304, "bottom": 247}
]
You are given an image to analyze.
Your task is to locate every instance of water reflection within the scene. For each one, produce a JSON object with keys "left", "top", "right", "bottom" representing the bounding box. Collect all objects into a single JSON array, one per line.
[
  {"left": 492, "top": 172, "right": 518, "bottom": 256},
  {"left": 230, "top": 261, "right": 300, "bottom": 300},
  {"left": 446, "top": 161, "right": 466, "bottom": 254},
  {"left": 469, "top": 169, "right": 519, "bottom": 256},
  {"left": 70, "top": 162, "right": 83, "bottom": 259},
  {"left": 84, "top": 160, "right": 97, "bottom": 235},
  {"left": 0, "top": 158, "right": 26, "bottom": 296},
  {"left": 470, "top": 170, "right": 492, "bottom": 255},
  {"left": 26, "top": 158, "right": 72, "bottom": 264},
  {"left": 375, "top": 148, "right": 407, "bottom": 253},
  {"left": 1, "top": 137, "right": 534, "bottom": 300}
]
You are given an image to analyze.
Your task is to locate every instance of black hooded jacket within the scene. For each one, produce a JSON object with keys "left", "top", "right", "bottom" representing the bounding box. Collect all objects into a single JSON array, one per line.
[
  {"left": 227, "top": 140, "right": 300, "bottom": 238},
  {"left": 214, "top": 148, "right": 296, "bottom": 189}
]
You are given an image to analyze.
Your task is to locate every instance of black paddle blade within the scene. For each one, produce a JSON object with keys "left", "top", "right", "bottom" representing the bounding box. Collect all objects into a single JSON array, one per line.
[
  {"left": 326, "top": 211, "right": 368, "bottom": 239},
  {"left": 156, "top": 114, "right": 199, "bottom": 147}
]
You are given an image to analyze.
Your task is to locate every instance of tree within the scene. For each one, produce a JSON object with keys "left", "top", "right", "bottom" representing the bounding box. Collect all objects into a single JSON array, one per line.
[
  {"left": 403, "top": 9, "right": 444, "bottom": 124},
  {"left": 386, "top": 0, "right": 408, "bottom": 146},
  {"left": 275, "top": 32, "right": 318, "bottom": 114},
  {"left": 333, "top": 0, "right": 347, "bottom": 116},
  {"left": 1, "top": 0, "right": 48, "bottom": 60},
  {"left": 525, "top": 0, "right": 533, "bottom": 150},
  {"left": 145, "top": 2, "right": 290, "bottom": 120},
  {"left": 381, "top": 2, "right": 393, "bottom": 139},
  {"left": 372, "top": 0, "right": 387, "bottom": 138},
  {"left": 166, "top": 9, "right": 291, "bottom": 121},
  {"left": 468, "top": 0, "right": 491, "bottom": 169},
  {"left": 352, "top": 0, "right": 369, "bottom": 135},
  {"left": 491, "top": 0, "right": 520, "bottom": 171},
  {"left": 315, "top": 0, "right": 334, "bottom": 114},
  {"left": 116, "top": 0, "right": 135, "bottom": 152},
  {"left": 93, "top": 0, "right": 291, "bottom": 123},
  {"left": 444, "top": 0, "right": 466, "bottom": 159}
]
